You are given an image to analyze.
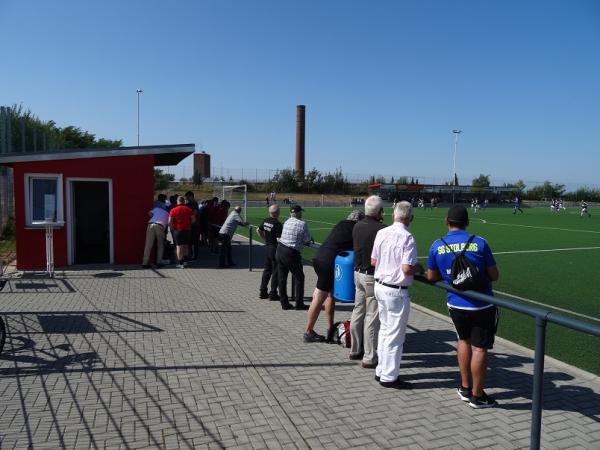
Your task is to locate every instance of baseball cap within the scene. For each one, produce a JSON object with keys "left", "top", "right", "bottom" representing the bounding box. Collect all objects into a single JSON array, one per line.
[
  {"left": 290, "top": 205, "right": 304, "bottom": 213},
  {"left": 447, "top": 205, "right": 469, "bottom": 226}
]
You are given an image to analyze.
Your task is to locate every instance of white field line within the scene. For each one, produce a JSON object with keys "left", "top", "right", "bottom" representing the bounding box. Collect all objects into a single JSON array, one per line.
[
  {"left": 493, "top": 246, "right": 600, "bottom": 256},
  {"left": 492, "top": 289, "right": 600, "bottom": 323},
  {"left": 416, "top": 214, "right": 600, "bottom": 234}
]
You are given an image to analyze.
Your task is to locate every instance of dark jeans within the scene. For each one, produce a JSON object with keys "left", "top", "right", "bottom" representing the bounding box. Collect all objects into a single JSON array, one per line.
[
  {"left": 219, "top": 234, "right": 233, "bottom": 267},
  {"left": 276, "top": 244, "right": 304, "bottom": 306},
  {"left": 260, "top": 244, "right": 278, "bottom": 295}
]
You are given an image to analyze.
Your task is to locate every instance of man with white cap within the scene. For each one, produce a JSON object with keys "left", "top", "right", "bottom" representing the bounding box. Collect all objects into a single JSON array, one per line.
[{"left": 218, "top": 205, "right": 249, "bottom": 268}]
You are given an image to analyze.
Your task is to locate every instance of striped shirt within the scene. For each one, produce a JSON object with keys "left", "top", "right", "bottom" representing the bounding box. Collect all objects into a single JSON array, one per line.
[{"left": 279, "top": 217, "right": 312, "bottom": 251}]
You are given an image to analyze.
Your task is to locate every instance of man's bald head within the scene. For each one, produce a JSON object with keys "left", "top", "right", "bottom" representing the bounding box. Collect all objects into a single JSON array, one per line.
[{"left": 269, "top": 204, "right": 280, "bottom": 217}]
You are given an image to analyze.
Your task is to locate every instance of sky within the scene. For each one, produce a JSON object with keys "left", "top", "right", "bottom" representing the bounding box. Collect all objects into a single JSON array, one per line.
[{"left": 1, "top": 0, "right": 599, "bottom": 189}]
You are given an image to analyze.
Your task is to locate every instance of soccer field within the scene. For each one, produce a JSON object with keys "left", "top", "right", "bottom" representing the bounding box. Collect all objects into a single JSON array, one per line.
[{"left": 243, "top": 205, "right": 600, "bottom": 375}]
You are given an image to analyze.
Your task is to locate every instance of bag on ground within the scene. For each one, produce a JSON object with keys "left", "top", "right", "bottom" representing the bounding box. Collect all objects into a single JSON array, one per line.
[{"left": 334, "top": 320, "right": 351, "bottom": 348}]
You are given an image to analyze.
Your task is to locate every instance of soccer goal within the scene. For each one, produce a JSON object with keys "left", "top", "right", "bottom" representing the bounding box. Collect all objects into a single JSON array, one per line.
[{"left": 221, "top": 184, "right": 248, "bottom": 220}]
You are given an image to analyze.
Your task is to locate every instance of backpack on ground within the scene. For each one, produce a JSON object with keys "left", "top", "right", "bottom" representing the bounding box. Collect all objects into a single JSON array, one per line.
[
  {"left": 333, "top": 320, "right": 351, "bottom": 348},
  {"left": 440, "top": 235, "right": 488, "bottom": 292}
]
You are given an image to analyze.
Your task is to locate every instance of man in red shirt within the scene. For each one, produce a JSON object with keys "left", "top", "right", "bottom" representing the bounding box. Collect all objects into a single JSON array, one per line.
[{"left": 168, "top": 196, "right": 195, "bottom": 268}]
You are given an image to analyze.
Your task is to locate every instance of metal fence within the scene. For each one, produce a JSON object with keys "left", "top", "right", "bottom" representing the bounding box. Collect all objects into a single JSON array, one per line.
[{"left": 243, "top": 236, "right": 600, "bottom": 450}]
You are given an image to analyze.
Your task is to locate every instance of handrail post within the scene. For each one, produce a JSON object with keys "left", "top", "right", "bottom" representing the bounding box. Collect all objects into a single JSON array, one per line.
[
  {"left": 248, "top": 226, "right": 253, "bottom": 272},
  {"left": 530, "top": 315, "right": 547, "bottom": 450}
]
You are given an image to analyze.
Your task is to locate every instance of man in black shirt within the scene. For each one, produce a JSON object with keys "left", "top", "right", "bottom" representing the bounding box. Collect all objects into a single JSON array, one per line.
[
  {"left": 304, "top": 210, "right": 364, "bottom": 343},
  {"left": 350, "top": 195, "right": 386, "bottom": 367},
  {"left": 258, "top": 204, "right": 283, "bottom": 300},
  {"left": 185, "top": 191, "right": 201, "bottom": 260}
]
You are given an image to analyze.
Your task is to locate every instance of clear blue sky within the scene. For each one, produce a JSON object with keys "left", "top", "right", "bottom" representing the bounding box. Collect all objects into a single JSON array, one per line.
[{"left": 1, "top": 0, "right": 599, "bottom": 188}]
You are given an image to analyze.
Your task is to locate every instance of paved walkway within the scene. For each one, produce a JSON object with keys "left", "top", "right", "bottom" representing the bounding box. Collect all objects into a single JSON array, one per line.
[{"left": 0, "top": 237, "right": 599, "bottom": 449}]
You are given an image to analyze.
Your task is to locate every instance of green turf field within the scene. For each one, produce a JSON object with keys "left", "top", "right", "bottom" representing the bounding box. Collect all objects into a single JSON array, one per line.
[{"left": 242, "top": 205, "right": 600, "bottom": 375}]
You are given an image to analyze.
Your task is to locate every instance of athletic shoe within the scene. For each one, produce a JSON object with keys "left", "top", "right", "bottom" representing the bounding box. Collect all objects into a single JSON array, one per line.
[
  {"left": 269, "top": 293, "right": 280, "bottom": 301},
  {"left": 468, "top": 392, "right": 497, "bottom": 409},
  {"left": 295, "top": 303, "right": 309, "bottom": 311},
  {"left": 281, "top": 302, "right": 294, "bottom": 310},
  {"left": 176, "top": 264, "right": 185, "bottom": 269},
  {"left": 259, "top": 292, "right": 269, "bottom": 299},
  {"left": 457, "top": 386, "right": 472, "bottom": 402},
  {"left": 349, "top": 353, "right": 364, "bottom": 361},
  {"left": 379, "top": 378, "right": 413, "bottom": 390},
  {"left": 303, "top": 331, "right": 325, "bottom": 343},
  {"left": 361, "top": 362, "right": 377, "bottom": 369}
]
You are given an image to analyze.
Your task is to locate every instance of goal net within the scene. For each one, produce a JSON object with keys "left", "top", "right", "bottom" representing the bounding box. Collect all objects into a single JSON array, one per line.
[{"left": 220, "top": 184, "right": 248, "bottom": 221}]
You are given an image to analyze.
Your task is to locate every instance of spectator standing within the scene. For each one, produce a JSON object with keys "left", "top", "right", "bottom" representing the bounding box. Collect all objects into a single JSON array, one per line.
[
  {"left": 303, "top": 210, "right": 364, "bottom": 343},
  {"left": 349, "top": 196, "right": 386, "bottom": 367},
  {"left": 258, "top": 204, "right": 283, "bottom": 300},
  {"left": 185, "top": 191, "right": 201, "bottom": 260},
  {"left": 426, "top": 205, "right": 499, "bottom": 408},
  {"left": 218, "top": 205, "right": 249, "bottom": 268},
  {"left": 276, "top": 205, "right": 312, "bottom": 311},
  {"left": 371, "top": 201, "right": 422, "bottom": 389},
  {"left": 142, "top": 195, "right": 169, "bottom": 268},
  {"left": 168, "top": 196, "right": 195, "bottom": 268}
]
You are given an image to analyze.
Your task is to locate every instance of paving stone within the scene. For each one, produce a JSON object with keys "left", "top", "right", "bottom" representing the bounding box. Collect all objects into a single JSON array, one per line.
[{"left": 0, "top": 239, "right": 598, "bottom": 449}]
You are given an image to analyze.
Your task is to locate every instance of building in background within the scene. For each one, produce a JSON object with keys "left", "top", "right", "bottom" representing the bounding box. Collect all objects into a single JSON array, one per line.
[
  {"left": 0, "top": 144, "right": 194, "bottom": 270},
  {"left": 194, "top": 151, "right": 211, "bottom": 178}
]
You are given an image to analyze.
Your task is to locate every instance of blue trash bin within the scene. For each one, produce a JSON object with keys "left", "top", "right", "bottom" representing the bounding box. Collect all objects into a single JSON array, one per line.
[{"left": 333, "top": 251, "right": 355, "bottom": 303}]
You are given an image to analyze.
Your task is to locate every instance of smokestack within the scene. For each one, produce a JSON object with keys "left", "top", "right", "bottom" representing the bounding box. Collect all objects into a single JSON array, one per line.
[{"left": 295, "top": 105, "right": 305, "bottom": 179}]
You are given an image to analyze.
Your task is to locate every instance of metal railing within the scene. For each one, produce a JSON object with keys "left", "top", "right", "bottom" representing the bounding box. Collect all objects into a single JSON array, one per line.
[
  {"left": 243, "top": 233, "right": 600, "bottom": 448},
  {"left": 413, "top": 274, "right": 600, "bottom": 450}
]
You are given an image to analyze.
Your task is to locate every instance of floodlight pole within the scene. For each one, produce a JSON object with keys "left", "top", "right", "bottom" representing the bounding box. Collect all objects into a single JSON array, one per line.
[
  {"left": 136, "top": 89, "right": 143, "bottom": 146},
  {"left": 452, "top": 129, "right": 462, "bottom": 204}
]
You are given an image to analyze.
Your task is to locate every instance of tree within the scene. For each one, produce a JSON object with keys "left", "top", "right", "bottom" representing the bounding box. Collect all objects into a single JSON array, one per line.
[
  {"left": 525, "top": 181, "right": 565, "bottom": 200},
  {"left": 472, "top": 174, "right": 491, "bottom": 188},
  {"left": 304, "top": 168, "right": 322, "bottom": 192},
  {"left": 192, "top": 170, "right": 203, "bottom": 185},
  {"left": 154, "top": 168, "right": 174, "bottom": 190},
  {"left": 503, "top": 180, "right": 526, "bottom": 193},
  {"left": 396, "top": 176, "right": 409, "bottom": 184}
]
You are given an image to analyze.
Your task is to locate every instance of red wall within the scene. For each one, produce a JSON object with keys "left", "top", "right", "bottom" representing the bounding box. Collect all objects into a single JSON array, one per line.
[{"left": 13, "top": 155, "right": 155, "bottom": 270}]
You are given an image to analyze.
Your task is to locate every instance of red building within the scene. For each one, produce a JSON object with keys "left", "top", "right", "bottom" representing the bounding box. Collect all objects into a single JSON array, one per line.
[{"left": 0, "top": 144, "right": 194, "bottom": 270}]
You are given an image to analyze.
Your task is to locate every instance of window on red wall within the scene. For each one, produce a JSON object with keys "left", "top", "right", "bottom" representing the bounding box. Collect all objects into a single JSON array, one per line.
[{"left": 24, "top": 173, "right": 64, "bottom": 227}]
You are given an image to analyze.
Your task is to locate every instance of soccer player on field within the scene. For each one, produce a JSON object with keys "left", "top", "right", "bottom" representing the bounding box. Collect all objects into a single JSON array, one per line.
[
  {"left": 581, "top": 200, "right": 591, "bottom": 218},
  {"left": 512, "top": 195, "right": 523, "bottom": 214}
]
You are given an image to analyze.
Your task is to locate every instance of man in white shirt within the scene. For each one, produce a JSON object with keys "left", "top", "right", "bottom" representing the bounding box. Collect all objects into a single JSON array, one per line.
[
  {"left": 142, "top": 195, "right": 169, "bottom": 268},
  {"left": 371, "top": 201, "right": 423, "bottom": 389},
  {"left": 218, "top": 206, "right": 249, "bottom": 268}
]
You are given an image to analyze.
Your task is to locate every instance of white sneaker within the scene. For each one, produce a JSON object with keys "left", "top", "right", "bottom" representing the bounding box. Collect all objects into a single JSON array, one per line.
[{"left": 176, "top": 264, "right": 185, "bottom": 269}]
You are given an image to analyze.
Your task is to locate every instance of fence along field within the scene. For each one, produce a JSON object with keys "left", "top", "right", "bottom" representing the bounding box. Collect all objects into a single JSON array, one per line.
[{"left": 242, "top": 205, "right": 600, "bottom": 375}]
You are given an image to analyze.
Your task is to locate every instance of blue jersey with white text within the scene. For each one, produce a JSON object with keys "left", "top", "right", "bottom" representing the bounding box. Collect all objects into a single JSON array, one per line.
[{"left": 427, "top": 230, "right": 496, "bottom": 310}]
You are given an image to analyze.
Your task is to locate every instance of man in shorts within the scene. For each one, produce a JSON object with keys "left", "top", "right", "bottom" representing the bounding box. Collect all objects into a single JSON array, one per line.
[
  {"left": 168, "top": 196, "right": 195, "bottom": 268},
  {"left": 303, "top": 210, "right": 363, "bottom": 343},
  {"left": 426, "top": 205, "right": 500, "bottom": 408}
]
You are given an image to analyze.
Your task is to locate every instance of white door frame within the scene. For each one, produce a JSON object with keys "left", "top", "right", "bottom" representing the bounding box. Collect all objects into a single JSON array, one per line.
[{"left": 66, "top": 178, "right": 114, "bottom": 265}]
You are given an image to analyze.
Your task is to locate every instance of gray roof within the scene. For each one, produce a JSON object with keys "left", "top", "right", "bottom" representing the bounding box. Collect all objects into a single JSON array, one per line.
[{"left": 0, "top": 144, "right": 195, "bottom": 166}]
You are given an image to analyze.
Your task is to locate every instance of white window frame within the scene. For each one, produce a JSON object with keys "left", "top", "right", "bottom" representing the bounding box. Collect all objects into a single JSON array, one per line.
[{"left": 24, "top": 173, "right": 64, "bottom": 228}]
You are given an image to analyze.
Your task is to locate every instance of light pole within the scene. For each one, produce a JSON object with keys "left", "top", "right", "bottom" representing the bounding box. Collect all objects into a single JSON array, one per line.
[
  {"left": 452, "top": 129, "right": 462, "bottom": 204},
  {"left": 136, "top": 89, "right": 143, "bottom": 146}
]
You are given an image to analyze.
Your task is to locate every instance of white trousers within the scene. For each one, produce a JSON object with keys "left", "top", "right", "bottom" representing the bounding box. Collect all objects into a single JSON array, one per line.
[{"left": 374, "top": 283, "right": 411, "bottom": 382}]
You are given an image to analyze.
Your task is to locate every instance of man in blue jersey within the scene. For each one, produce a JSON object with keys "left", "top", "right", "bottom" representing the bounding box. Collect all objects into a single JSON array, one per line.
[{"left": 426, "top": 206, "right": 500, "bottom": 408}]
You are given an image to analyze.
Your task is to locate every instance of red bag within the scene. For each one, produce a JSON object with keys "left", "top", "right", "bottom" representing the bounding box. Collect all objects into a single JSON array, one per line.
[{"left": 335, "top": 320, "right": 351, "bottom": 348}]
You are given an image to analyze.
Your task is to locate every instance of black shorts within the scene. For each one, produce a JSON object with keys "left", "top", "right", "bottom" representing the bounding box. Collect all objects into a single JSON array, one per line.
[
  {"left": 312, "top": 258, "right": 334, "bottom": 292},
  {"left": 449, "top": 306, "right": 498, "bottom": 349},
  {"left": 173, "top": 230, "right": 191, "bottom": 246}
]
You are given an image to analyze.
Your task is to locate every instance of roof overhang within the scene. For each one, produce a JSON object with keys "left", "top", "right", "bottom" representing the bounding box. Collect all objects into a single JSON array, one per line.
[{"left": 0, "top": 144, "right": 195, "bottom": 166}]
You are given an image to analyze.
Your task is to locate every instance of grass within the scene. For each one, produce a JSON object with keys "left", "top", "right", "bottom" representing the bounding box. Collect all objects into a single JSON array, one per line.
[{"left": 241, "top": 205, "right": 600, "bottom": 375}]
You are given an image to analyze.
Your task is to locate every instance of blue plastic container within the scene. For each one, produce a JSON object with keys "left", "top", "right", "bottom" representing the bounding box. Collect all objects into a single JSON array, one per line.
[{"left": 333, "top": 251, "right": 355, "bottom": 303}]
